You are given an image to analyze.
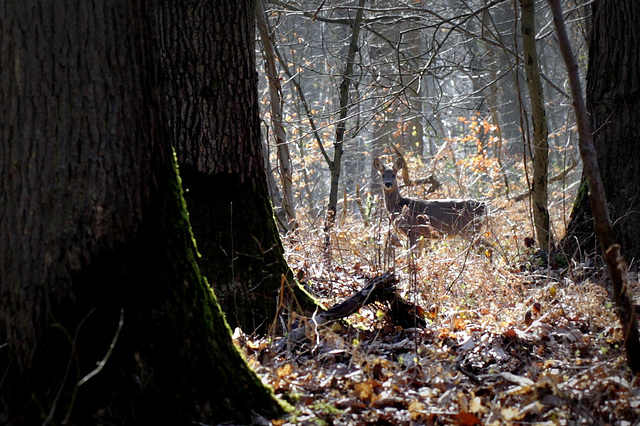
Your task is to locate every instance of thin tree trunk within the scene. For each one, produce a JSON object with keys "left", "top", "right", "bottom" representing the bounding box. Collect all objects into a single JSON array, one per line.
[
  {"left": 257, "top": 0, "right": 297, "bottom": 230},
  {"left": 520, "top": 0, "right": 551, "bottom": 251},
  {"left": 324, "top": 0, "right": 366, "bottom": 249},
  {"left": 482, "top": 5, "right": 511, "bottom": 196},
  {"left": 549, "top": 0, "right": 640, "bottom": 375}
]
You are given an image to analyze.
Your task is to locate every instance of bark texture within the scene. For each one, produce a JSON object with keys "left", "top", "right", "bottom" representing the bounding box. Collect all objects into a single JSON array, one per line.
[
  {"left": 0, "top": 1, "right": 284, "bottom": 423},
  {"left": 520, "top": 0, "right": 551, "bottom": 251},
  {"left": 156, "top": 0, "right": 313, "bottom": 333},
  {"left": 561, "top": 0, "right": 640, "bottom": 261},
  {"left": 549, "top": 0, "right": 640, "bottom": 375},
  {"left": 324, "top": 0, "right": 366, "bottom": 248}
]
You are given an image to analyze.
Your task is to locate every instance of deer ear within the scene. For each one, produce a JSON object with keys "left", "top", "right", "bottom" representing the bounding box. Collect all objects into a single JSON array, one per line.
[
  {"left": 393, "top": 157, "right": 404, "bottom": 171},
  {"left": 373, "top": 158, "right": 384, "bottom": 171}
]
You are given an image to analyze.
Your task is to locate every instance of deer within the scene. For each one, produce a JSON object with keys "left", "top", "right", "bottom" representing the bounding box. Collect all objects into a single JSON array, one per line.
[{"left": 373, "top": 157, "right": 486, "bottom": 249}]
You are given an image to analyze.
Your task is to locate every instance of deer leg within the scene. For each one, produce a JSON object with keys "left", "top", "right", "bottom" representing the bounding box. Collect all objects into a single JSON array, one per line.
[
  {"left": 407, "top": 230, "right": 415, "bottom": 249},
  {"left": 416, "top": 237, "right": 427, "bottom": 256}
]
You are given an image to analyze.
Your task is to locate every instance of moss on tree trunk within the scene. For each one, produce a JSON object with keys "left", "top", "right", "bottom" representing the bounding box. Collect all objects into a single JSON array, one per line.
[
  {"left": 155, "top": 0, "right": 317, "bottom": 331},
  {"left": 559, "top": 1, "right": 640, "bottom": 261},
  {"left": 181, "top": 167, "right": 315, "bottom": 333},
  {"left": 0, "top": 0, "right": 285, "bottom": 423},
  {"left": 1, "top": 151, "right": 286, "bottom": 426}
]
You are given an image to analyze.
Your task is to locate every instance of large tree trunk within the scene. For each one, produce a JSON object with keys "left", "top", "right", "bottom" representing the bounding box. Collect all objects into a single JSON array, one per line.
[
  {"left": 155, "top": 0, "right": 313, "bottom": 333},
  {"left": 560, "top": 0, "right": 640, "bottom": 261},
  {"left": 0, "top": 1, "right": 283, "bottom": 424},
  {"left": 549, "top": 0, "right": 640, "bottom": 375}
]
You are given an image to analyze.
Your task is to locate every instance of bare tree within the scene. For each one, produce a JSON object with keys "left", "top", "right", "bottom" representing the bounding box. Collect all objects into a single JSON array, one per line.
[
  {"left": 322, "top": 0, "right": 367, "bottom": 249},
  {"left": 520, "top": 0, "right": 551, "bottom": 251},
  {"left": 263, "top": 0, "right": 587, "bottom": 255},
  {"left": 257, "top": 0, "right": 297, "bottom": 229}
]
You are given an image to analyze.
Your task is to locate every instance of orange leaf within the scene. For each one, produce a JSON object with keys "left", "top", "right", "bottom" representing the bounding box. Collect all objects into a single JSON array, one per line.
[{"left": 454, "top": 411, "right": 482, "bottom": 426}]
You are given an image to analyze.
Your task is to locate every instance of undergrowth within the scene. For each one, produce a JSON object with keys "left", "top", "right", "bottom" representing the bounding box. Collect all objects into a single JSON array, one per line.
[{"left": 235, "top": 158, "right": 640, "bottom": 425}]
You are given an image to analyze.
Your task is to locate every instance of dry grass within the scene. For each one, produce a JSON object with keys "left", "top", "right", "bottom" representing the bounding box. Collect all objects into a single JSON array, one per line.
[{"left": 236, "top": 178, "right": 640, "bottom": 424}]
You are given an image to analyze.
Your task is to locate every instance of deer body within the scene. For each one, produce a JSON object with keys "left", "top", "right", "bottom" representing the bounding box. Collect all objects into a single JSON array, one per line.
[{"left": 374, "top": 157, "right": 485, "bottom": 247}]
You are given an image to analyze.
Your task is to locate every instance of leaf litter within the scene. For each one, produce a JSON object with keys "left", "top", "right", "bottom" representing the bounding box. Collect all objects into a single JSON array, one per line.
[{"left": 234, "top": 213, "right": 640, "bottom": 425}]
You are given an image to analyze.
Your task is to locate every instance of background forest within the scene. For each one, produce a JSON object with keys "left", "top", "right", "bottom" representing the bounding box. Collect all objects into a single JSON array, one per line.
[
  {"left": 247, "top": 0, "right": 640, "bottom": 424},
  {"left": 258, "top": 0, "right": 583, "bottom": 242}
]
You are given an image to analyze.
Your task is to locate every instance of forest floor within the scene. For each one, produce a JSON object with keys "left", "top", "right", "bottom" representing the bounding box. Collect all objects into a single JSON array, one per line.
[{"left": 235, "top": 197, "right": 640, "bottom": 425}]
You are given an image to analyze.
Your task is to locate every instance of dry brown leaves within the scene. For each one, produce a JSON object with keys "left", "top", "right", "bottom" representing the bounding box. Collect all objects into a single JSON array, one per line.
[{"left": 235, "top": 201, "right": 640, "bottom": 425}]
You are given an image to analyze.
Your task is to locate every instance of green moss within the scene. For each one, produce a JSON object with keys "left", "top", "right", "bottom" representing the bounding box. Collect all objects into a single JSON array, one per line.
[
  {"left": 179, "top": 166, "right": 316, "bottom": 333},
  {"left": 308, "top": 401, "right": 344, "bottom": 415},
  {"left": 2, "top": 153, "right": 286, "bottom": 425}
]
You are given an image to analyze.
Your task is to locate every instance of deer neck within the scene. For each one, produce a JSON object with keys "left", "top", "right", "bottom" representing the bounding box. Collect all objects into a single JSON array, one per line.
[{"left": 384, "top": 187, "right": 407, "bottom": 213}]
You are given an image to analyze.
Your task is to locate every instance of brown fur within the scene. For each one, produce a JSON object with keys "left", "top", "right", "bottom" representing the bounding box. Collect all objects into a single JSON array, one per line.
[{"left": 374, "top": 157, "right": 485, "bottom": 247}]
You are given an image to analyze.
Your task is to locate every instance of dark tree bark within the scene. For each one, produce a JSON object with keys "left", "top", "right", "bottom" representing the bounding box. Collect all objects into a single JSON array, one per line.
[
  {"left": 561, "top": 0, "right": 640, "bottom": 261},
  {"left": 549, "top": 0, "right": 640, "bottom": 375},
  {"left": 155, "top": 0, "right": 313, "bottom": 333},
  {"left": 0, "top": 1, "right": 284, "bottom": 424}
]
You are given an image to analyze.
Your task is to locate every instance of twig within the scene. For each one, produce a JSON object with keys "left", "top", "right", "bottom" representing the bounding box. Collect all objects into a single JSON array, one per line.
[
  {"left": 78, "top": 308, "right": 124, "bottom": 386},
  {"left": 311, "top": 0, "right": 327, "bottom": 21},
  {"left": 43, "top": 308, "right": 97, "bottom": 426}
]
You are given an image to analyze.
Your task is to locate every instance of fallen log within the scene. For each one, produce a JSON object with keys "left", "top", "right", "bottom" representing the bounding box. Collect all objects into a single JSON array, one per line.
[{"left": 285, "top": 272, "right": 425, "bottom": 345}]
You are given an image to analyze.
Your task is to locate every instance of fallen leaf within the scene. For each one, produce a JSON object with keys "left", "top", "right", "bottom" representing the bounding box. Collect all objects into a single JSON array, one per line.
[
  {"left": 277, "top": 363, "right": 293, "bottom": 379},
  {"left": 532, "top": 302, "right": 542, "bottom": 314},
  {"left": 469, "top": 396, "right": 485, "bottom": 414},
  {"left": 501, "top": 406, "right": 519, "bottom": 421},
  {"left": 499, "top": 372, "right": 534, "bottom": 386},
  {"left": 524, "top": 309, "right": 532, "bottom": 327},
  {"left": 454, "top": 411, "right": 482, "bottom": 426},
  {"left": 408, "top": 400, "right": 426, "bottom": 420},
  {"left": 354, "top": 380, "right": 379, "bottom": 403}
]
